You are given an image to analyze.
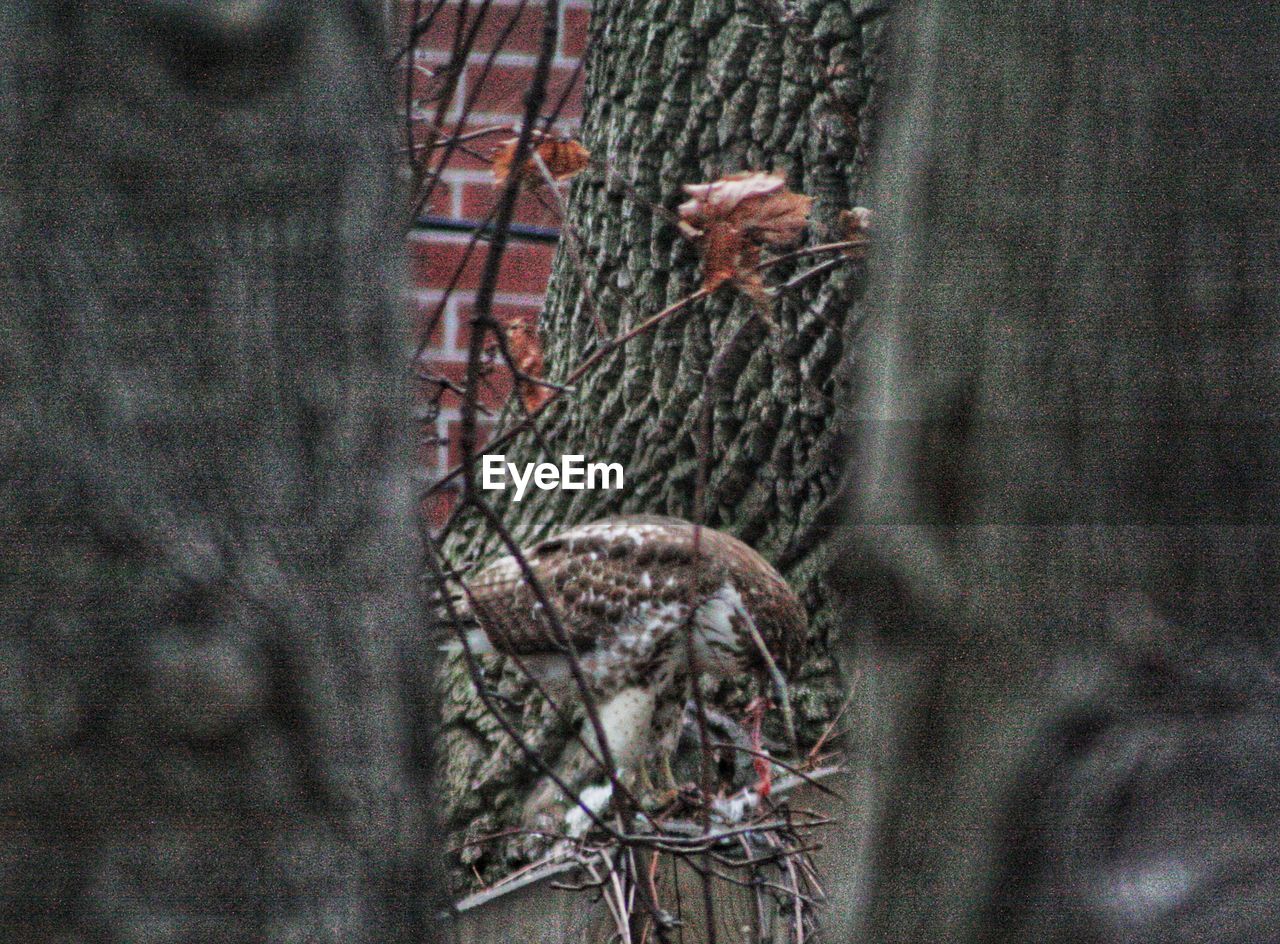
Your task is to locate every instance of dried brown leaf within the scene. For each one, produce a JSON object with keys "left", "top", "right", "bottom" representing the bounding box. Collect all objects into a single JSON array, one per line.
[
  {"left": 491, "top": 132, "right": 591, "bottom": 187},
  {"left": 838, "top": 207, "right": 873, "bottom": 258},
  {"left": 676, "top": 171, "right": 812, "bottom": 300},
  {"left": 505, "top": 320, "right": 550, "bottom": 414}
]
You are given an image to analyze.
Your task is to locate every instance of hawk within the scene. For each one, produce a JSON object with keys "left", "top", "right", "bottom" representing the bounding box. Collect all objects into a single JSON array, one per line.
[{"left": 445, "top": 515, "right": 808, "bottom": 828}]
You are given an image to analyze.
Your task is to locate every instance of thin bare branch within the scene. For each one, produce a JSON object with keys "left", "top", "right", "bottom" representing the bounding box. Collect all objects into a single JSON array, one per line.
[
  {"left": 427, "top": 285, "right": 715, "bottom": 498},
  {"left": 423, "top": 538, "right": 624, "bottom": 841}
]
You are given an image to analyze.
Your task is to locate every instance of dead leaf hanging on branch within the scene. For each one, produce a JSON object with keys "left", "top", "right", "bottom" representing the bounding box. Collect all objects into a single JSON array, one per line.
[
  {"left": 485, "top": 319, "right": 551, "bottom": 415},
  {"left": 491, "top": 131, "right": 591, "bottom": 187},
  {"left": 507, "top": 320, "right": 550, "bottom": 414},
  {"left": 677, "top": 171, "right": 813, "bottom": 307},
  {"left": 838, "top": 206, "right": 874, "bottom": 258}
]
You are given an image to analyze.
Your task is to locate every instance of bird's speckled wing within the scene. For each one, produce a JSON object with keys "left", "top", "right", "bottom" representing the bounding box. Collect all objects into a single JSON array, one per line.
[
  {"left": 459, "top": 516, "right": 807, "bottom": 673},
  {"left": 460, "top": 518, "right": 712, "bottom": 655}
]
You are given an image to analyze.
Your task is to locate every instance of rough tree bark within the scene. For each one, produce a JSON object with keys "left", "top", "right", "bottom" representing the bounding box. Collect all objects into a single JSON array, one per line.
[
  {"left": 850, "top": 3, "right": 1280, "bottom": 942},
  {"left": 437, "top": 0, "right": 890, "bottom": 890},
  {"left": 1, "top": 4, "right": 445, "bottom": 942}
]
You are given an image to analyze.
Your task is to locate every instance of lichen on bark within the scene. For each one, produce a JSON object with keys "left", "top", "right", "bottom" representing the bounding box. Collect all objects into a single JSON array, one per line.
[{"left": 436, "top": 0, "right": 891, "bottom": 891}]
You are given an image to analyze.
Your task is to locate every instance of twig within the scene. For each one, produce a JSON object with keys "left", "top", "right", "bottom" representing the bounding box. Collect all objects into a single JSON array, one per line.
[
  {"left": 754, "top": 238, "right": 865, "bottom": 273},
  {"left": 408, "top": 0, "right": 523, "bottom": 226},
  {"left": 453, "top": 576, "right": 608, "bottom": 775},
  {"left": 466, "top": 498, "right": 634, "bottom": 814},
  {"left": 709, "top": 743, "right": 844, "bottom": 800},
  {"left": 401, "top": 0, "right": 425, "bottom": 161},
  {"left": 426, "top": 285, "right": 714, "bottom": 497},
  {"left": 741, "top": 616, "right": 800, "bottom": 756},
  {"left": 807, "top": 667, "right": 860, "bottom": 765},
  {"left": 412, "top": 203, "right": 499, "bottom": 363},
  {"left": 387, "top": 0, "right": 449, "bottom": 66},
  {"left": 430, "top": 236, "right": 861, "bottom": 500},
  {"left": 423, "top": 540, "right": 623, "bottom": 841},
  {"left": 532, "top": 150, "right": 608, "bottom": 337},
  {"left": 400, "top": 124, "right": 513, "bottom": 151},
  {"left": 707, "top": 841, "right": 825, "bottom": 871},
  {"left": 770, "top": 256, "right": 845, "bottom": 295},
  {"left": 614, "top": 821, "right": 803, "bottom": 851},
  {"left": 542, "top": 53, "right": 587, "bottom": 132},
  {"left": 455, "top": 0, "right": 554, "bottom": 490}
]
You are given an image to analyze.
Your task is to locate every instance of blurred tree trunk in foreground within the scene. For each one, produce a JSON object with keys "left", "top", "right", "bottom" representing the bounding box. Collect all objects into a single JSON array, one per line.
[
  {"left": 437, "top": 0, "right": 890, "bottom": 889},
  {"left": 851, "top": 3, "right": 1280, "bottom": 942},
  {"left": 1, "top": 4, "right": 445, "bottom": 941}
]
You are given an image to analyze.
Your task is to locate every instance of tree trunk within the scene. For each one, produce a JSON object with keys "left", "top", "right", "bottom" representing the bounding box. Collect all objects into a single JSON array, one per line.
[
  {"left": 1, "top": 4, "right": 444, "bottom": 941},
  {"left": 437, "top": 0, "right": 889, "bottom": 891},
  {"left": 851, "top": 3, "right": 1280, "bottom": 942}
]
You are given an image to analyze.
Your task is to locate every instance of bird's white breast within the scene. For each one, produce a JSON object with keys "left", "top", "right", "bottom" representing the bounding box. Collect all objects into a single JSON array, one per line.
[{"left": 595, "top": 685, "right": 656, "bottom": 770}]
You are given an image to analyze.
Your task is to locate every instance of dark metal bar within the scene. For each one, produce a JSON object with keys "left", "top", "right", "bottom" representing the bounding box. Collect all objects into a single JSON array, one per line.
[{"left": 413, "top": 214, "right": 561, "bottom": 244}]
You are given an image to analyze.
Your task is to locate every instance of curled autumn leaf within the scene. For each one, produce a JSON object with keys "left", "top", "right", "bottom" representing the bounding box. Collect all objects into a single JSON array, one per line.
[
  {"left": 677, "top": 171, "right": 812, "bottom": 307},
  {"left": 485, "top": 319, "right": 550, "bottom": 414},
  {"left": 839, "top": 207, "right": 873, "bottom": 259},
  {"left": 491, "top": 131, "right": 591, "bottom": 187}
]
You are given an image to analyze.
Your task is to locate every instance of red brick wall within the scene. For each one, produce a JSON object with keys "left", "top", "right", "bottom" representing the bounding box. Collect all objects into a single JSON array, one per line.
[{"left": 406, "top": 0, "right": 590, "bottom": 527}]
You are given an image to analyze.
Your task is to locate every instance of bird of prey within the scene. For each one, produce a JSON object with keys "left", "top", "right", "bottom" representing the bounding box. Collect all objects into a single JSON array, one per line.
[{"left": 444, "top": 515, "right": 807, "bottom": 828}]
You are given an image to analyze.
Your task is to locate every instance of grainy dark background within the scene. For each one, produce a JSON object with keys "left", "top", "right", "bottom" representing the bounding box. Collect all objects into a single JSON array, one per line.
[
  {"left": 848, "top": 3, "right": 1280, "bottom": 942},
  {"left": 1, "top": 3, "right": 447, "bottom": 941}
]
